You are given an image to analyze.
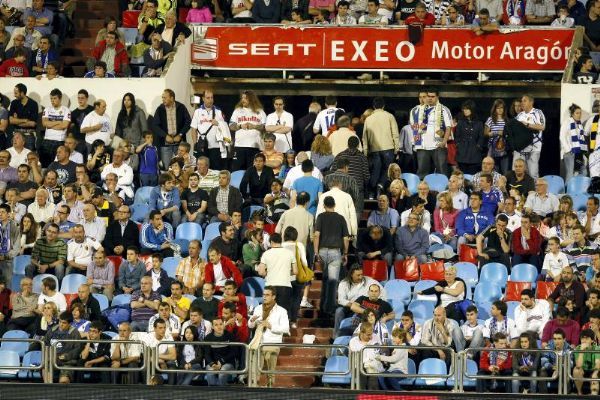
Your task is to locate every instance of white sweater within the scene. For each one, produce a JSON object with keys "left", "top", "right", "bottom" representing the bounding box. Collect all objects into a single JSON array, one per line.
[{"left": 514, "top": 300, "right": 551, "bottom": 337}]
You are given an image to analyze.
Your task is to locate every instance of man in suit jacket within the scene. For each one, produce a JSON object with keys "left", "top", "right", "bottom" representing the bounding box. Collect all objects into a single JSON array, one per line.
[
  {"left": 103, "top": 204, "right": 140, "bottom": 256},
  {"left": 207, "top": 170, "right": 243, "bottom": 223}
]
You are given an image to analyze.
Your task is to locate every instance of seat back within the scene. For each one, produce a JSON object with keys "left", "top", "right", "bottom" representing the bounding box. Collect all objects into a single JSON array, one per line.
[
  {"left": 473, "top": 282, "right": 502, "bottom": 304},
  {"left": 162, "top": 257, "right": 181, "bottom": 278},
  {"left": 1, "top": 330, "right": 29, "bottom": 357},
  {"left": 480, "top": 262, "right": 508, "bottom": 288},
  {"left": 572, "top": 193, "right": 589, "bottom": 212},
  {"left": 362, "top": 260, "right": 388, "bottom": 282},
  {"left": 419, "top": 260, "right": 445, "bottom": 281},
  {"left": 13, "top": 255, "right": 31, "bottom": 275},
  {"left": 60, "top": 273, "right": 88, "bottom": 294},
  {"left": 204, "top": 223, "right": 221, "bottom": 242},
  {"left": 566, "top": 176, "right": 591, "bottom": 195},
  {"left": 32, "top": 274, "right": 58, "bottom": 294},
  {"left": 455, "top": 262, "right": 479, "bottom": 288},
  {"left": 133, "top": 186, "right": 154, "bottom": 205},
  {"left": 0, "top": 350, "right": 20, "bottom": 378},
  {"left": 536, "top": 281, "right": 559, "bottom": 300},
  {"left": 543, "top": 175, "right": 565, "bottom": 195},
  {"left": 394, "top": 259, "right": 419, "bottom": 283},
  {"left": 92, "top": 293, "right": 110, "bottom": 311},
  {"left": 230, "top": 170, "right": 245, "bottom": 189},
  {"left": 510, "top": 263, "right": 538, "bottom": 285},
  {"left": 401, "top": 173, "right": 420, "bottom": 194},
  {"left": 175, "top": 222, "right": 203, "bottom": 241},
  {"left": 408, "top": 300, "right": 435, "bottom": 321},
  {"left": 424, "top": 173, "right": 449, "bottom": 192},
  {"left": 504, "top": 281, "right": 532, "bottom": 302},
  {"left": 106, "top": 256, "right": 123, "bottom": 278},
  {"left": 111, "top": 294, "right": 132, "bottom": 307},
  {"left": 18, "top": 350, "right": 42, "bottom": 379},
  {"left": 506, "top": 300, "right": 520, "bottom": 320},
  {"left": 383, "top": 279, "right": 412, "bottom": 305},
  {"left": 415, "top": 358, "right": 447, "bottom": 386},
  {"left": 413, "top": 280, "right": 438, "bottom": 302}
]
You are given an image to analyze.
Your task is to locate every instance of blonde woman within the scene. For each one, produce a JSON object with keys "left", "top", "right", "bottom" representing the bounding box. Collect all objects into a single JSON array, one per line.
[
  {"left": 310, "top": 135, "right": 334, "bottom": 172},
  {"left": 388, "top": 179, "right": 411, "bottom": 214},
  {"left": 433, "top": 191, "right": 459, "bottom": 250},
  {"left": 384, "top": 163, "right": 402, "bottom": 193}
]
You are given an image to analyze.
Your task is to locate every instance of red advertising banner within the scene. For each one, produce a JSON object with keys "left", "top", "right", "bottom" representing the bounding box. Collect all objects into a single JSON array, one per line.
[{"left": 191, "top": 25, "right": 574, "bottom": 72}]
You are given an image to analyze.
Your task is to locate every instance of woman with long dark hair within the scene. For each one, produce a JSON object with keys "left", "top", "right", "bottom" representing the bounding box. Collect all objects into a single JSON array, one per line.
[
  {"left": 560, "top": 103, "right": 587, "bottom": 183},
  {"left": 485, "top": 99, "right": 509, "bottom": 174},
  {"left": 229, "top": 91, "right": 266, "bottom": 171},
  {"left": 115, "top": 93, "right": 148, "bottom": 147},
  {"left": 20, "top": 213, "right": 41, "bottom": 255},
  {"left": 454, "top": 100, "right": 486, "bottom": 174}
]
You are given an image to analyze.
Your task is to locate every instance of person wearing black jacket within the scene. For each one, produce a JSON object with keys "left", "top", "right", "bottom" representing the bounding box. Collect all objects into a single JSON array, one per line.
[
  {"left": 292, "top": 102, "right": 319, "bottom": 152},
  {"left": 78, "top": 321, "right": 112, "bottom": 383},
  {"left": 103, "top": 204, "right": 140, "bottom": 256},
  {"left": 71, "top": 284, "right": 102, "bottom": 322},
  {"left": 176, "top": 325, "right": 204, "bottom": 385},
  {"left": 204, "top": 317, "right": 238, "bottom": 386},
  {"left": 453, "top": 100, "right": 486, "bottom": 175},
  {"left": 151, "top": 89, "right": 191, "bottom": 172},
  {"left": 357, "top": 225, "right": 394, "bottom": 268},
  {"left": 207, "top": 171, "right": 243, "bottom": 223},
  {"left": 418, "top": 265, "right": 467, "bottom": 322},
  {"left": 280, "top": 0, "right": 310, "bottom": 21},
  {"left": 240, "top": 153, "right": 275, "bottom": 206},
  {"left": 44, "top": 312, "right": 82, "bottom": 384}
]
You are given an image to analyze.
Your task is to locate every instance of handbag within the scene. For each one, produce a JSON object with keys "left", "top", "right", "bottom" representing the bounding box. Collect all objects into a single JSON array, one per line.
[
  {"left": 446, "top": 139, "right": 457, "bottom": 166},
  {"left": 296, "top": 244, "right": 314, "bottom": 284},
  {"left": 194, "top": 108, "right": 214, "bottom": 156}
]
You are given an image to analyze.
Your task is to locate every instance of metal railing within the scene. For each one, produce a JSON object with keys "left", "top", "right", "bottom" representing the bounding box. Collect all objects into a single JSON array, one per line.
[
  {"left": 565, "top": 348, "right": 600, "bottom": 395},
  {"left": 49, "top": 339, "right": 151, "bottom": 384},
  {"left": 0, "top": 338, "right": 45, "bottom": 380}
]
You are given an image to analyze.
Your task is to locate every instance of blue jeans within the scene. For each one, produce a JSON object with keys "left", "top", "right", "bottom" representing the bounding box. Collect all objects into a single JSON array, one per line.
[
  {"left": 368, "top": 149, "right": 396, "bottom": 193},
  {"left": 319, "top": 248, "right": 342, "bottom": 315},
  {"left": 160, "top": 145, "right": 178, "bottom": 171},
  {"left": 563, "top": 152, "right": 587, "bottom": 184},
  {"left": 139, "top": 173, "right": 158, "bottom": 187},
  {"left": 176, "top": 363, "right": 202, "bottom": 385},
  {"left": 205, "top": 363, "right": 234, "bottom": 386},
  {"left": 378, "top": 370, "right": 404, "bottom": 390}
]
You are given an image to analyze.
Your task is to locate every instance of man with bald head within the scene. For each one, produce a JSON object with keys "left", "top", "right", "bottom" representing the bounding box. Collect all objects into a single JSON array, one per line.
[
  {"left": 524, "top": 177, "right": 559, "bottom": 218},
  {"left": 129, "top": 276, "right": 161, "bottom": 332},
  {"left": 101, "top": 149, "right": 134, "bottom": 202},
  {"left": 71, "top": 283, "right": 102, "bottom": 321},
  {"left": 472, "top": 157, "right": 502, "bottom": 189},
  {"left": 420, "top": 305, "right": 465, "bottom": 365}
]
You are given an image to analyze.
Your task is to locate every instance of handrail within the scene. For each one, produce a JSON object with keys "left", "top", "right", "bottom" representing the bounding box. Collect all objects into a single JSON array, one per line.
[
  {"left": 562, "top": 26, "right": 585, "bottom": 84},
  {"left": 0, "top": 338, "right": 44, "bottom": 372},
  {"left": 566, "top": 348, "right": 600, "bottom": 383},
  {"left": 257, "top": 343, "right": 349, "bottom": 376},
  {"left": 359, "top": 345, "right": 455, "bottom": 379},
  {"left": 151, "top": 341, "right": 249, "bottom": 375},
  {"left": 49, "top": 339, "right": 148, "bottom": 372}
]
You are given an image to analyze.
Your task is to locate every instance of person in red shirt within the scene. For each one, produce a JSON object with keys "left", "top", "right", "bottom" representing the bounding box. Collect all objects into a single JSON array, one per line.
[
  {"left": 204, "top": 247, "right": 243, "bottom": 293},
  {"left": 512, "top": 213, "right": 543, "bottom": 270},
  {"left": 221, "top": 301, "right": 249, "bottom": 343},
  {"left": 477, "top": 332, "right": 513, "bottom": 392},
  {"left": 404, "top": 2, "right": 435, "bottom": 26},
  {"left": 217, "top": 279, "right": 248, "bottom": 319},
  {"left": 0, "top": 48, "right": 29, "bottom": 77}
]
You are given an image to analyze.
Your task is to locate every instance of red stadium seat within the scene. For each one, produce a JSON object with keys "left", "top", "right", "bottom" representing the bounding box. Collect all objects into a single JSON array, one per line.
[
  {"left": 263, "top": 223, "right": 276, "bottom": 235},
  {"left": 122, "top": 10, "right": 141, "bottom": 28},
  {"left": 107, "top": 256, "right": 123, "bottom": 278},
  {"left": 178, "top": 7, "right": 190, "bottom": 23},
  {"left": 459, "top": 244, "right": 478, "bottom": 264},
  {"left": 362, "top": 260, "right": 388, "bottom": 282},
  {"left": 504, "top": 281, "right": 532, "bottom": 302},
  {"left": 536, "top": 281, "right": 559, "bottom": 300},
  {"left": 394, "top": 259, "right": 419, "bottom": 282},
  {"left": 420, "top": 261, "right": 445, "bottom": 281},
  {"left": 65, "top": 293, "right": 78, "bottom": 310},
  {"left": 139, "top": 254, "right": 153, "bottom": 271}
]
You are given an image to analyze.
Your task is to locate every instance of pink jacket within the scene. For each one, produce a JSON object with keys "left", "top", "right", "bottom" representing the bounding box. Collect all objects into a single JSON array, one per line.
[
  {"left": 186, "top": 7, "right": 213, "bottom": 23},
  {"left": 433, "top": 207, "right": 459, "bottom": 236}
]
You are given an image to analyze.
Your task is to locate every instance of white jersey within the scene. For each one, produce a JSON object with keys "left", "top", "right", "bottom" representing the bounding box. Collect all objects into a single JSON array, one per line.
[
  {"left": 81, "top": 111, "right": 113, "bottom": 145},
  {"left": 191, "top": 105, "right": 226, "bottom": 149},
  {"left": 229, "top": 107, "right": 266, "bottom": 149},
  {"left": 265, "top": 111, "right": 294, "bottom": 152},
  {"left": 516, "top": 108, "right": 545, "bottom": 153},
  {"left": 313, "top": 106, "right": 343, "bottom": 134},
  {"left": 43, "top": 105, "right": 71, "bottom": 141}
]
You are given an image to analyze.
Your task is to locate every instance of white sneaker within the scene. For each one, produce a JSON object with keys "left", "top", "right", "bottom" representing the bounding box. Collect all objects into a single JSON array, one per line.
[
  {"left": 304, "top": 74, "right": 311, "bottom": 80},
  {"left": 357, "top": 73, "right": 373, "bottom": 80},
  {"left": 288, "top": 74, "right": 295, "bottom": 80},
  {"left": 300, "top": 299, "right": 313, "bottom": 308}
]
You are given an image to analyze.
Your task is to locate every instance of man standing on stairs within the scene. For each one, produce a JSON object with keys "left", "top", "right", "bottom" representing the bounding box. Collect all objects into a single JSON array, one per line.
[{"left": 248, "top": 286, "right": 290, "bottom": 388}]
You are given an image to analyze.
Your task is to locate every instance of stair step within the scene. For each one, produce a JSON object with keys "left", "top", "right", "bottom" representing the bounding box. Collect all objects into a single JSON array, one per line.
[
  {"left": 277, "top": 357, "right": 323, "bottom": 369},
  {"left": 61, "top": 56, "right": 86, "bottom": 66},
  {"left": 310, "top": 280, "right": 322, "bottom": 290},
  {"left": 279, "top": 347, "right": 326, "bottom": 357},
  {"left": 258, "top": 374, "right": 315, "bottom": 388},
  {"left": 74, "top": 19, "right": 104, "bottom": 29}
]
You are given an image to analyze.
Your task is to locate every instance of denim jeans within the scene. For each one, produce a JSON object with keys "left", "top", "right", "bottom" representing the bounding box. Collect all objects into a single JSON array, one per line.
[
  {"left": 563, "top": 152, "right": 587, "bottom": 184},
  {"left": 368, "top": 149, "right": 395, "bottom": 193},
  {"left": 206, "top": 363, "right": 234, "bottom": 386},
  {"left": 160, "top": 145, "right": 178, "bottom": 171},
  {"left": 139, "top": 173, "right": 158, "bottom": 187},
  {"left": 319, "top": 248, "right": 342, "bottom": 315},
  {"left": 176, "top": 363, "right": 202, "bottom": 385}
]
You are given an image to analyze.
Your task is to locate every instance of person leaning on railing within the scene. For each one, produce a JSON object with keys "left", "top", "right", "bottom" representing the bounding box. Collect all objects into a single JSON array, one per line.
[{"left": 572, "top": 328, "right": 600, "bottom": 396}]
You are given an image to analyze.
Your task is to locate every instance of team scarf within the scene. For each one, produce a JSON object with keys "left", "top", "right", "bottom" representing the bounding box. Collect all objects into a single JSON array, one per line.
[
  {"left": 569, "top": 117, "right": 585, "bottom": 154},
  {"left": 489, "top": 346, "right": 510, "bottom": 366},
  {"left": 0, "top": 222, "right": 9, "bottom": 255},
  {"left": 35, "top": 49, "right": 50, "bottom": 70},
  {"left": 506, "top": 0, "right": 525, "bottom": 20},
  {"left": 589, "top": 114, "right": 600, "bottom": 152}
]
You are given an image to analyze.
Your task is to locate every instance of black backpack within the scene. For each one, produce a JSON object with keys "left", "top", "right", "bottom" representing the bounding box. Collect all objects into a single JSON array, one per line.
[{"left": 505, "top": 118, "right": 534, "bottom": 152}]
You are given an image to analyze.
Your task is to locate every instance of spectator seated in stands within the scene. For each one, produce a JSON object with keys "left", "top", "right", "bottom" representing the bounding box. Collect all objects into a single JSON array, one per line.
[
  {"left": 116, "top": 246, "right": 145, "bottom": 295},
  {"left": 357, "top": 225, "right": 394, "bottom": 268},
  {"left": 410, "top": 180, "right": 436, "bottom": 215},
  {"left": 483, "top": 300, "right": 519, "bottom": 347},
  {"left": 368, "top": 195, "right": 399, "bottom": 235},
  {"left": 420, "top": 306, "right": 465, "bottom": 365},
  {"left": 29, "top": 35, "right": 57, "bottom": 77},
  {"left": 145, "top": 253, "right": 171, "bottom": 296},
  {"left": 551, "top": 4, "right": 575, "bottom": 27},
  {"left": 457, "top": 191, "right": 494, "bottom": 248},
  {"left": 47, "top": 146, "right": 77, "bottom": 186},
  {"left": 155, "top": 9, "right": 191, "bottom": 48},
  {"left": 95, "top": 16, "right": 120, "bottom": 45},
  {"left": 71, "top": 283, "right": 102, "bottom": 322},
  {"left": 207, "top": 170, "right": 243, "bottom": 223},
  {"left": 43, "top": 311, "right": 82, "bottom": 384},
  {"left": 6, "top": 15, "right": 41, "bottom": 51},
  {"left": 211, "top": 222, "right": 241, "bottom": 263},
  {"left": 149, "top": 172, "right": 181, "bottom": 229},
  {"left": 349, "top": 283, "right": 394, "bottom": 332},
  {"left": 186, "top": 0, "right": 214, "bottom": 22},
  {"left": 23, "top": 0, "right": 55, "bottom": 44},
  {"left": 418, "top": 265, "right": 467, "bottom": 322},
  {"left": 5, "top": 188, "right": 27, "bottom": 224},
  {"left": 358, "top": 0, "right": 388, "bottom": 24},
  {"left": 78, "top": 320, "right": 112, "bottom": 383},
  {"left": 148, "top": 301, "right": 181, "bottom": 340},
  {"left": 479, "top": 172, "right": 504, "bottom": 215},
  {"left": 515, "top": 288, "right": 551, "bottom": 339},
  {"left": 191, "top": 282, "right": 219, "bottom": 322},
  {"left": 81, "top": 202, "right": 106, "bottom": 243},
  {"left": 538, "top": 328, "right": 571, "bottom": 393},
  {"left": 88, "top": 31, "right": 130, "bottom": 77},
  {"left": 204, "top": 316, "right": 239, "bottom": 386},
  {"left": 164, "top": 280, "right": 191, "bottom": 323},
  {"left": 130, "top": 276, "right": 161, "bottom": 332},
  {"left": 221, "top": 301, "right": 249, "bottom": 344},
  {"left": 510, "top": 332, "right": 540, "bottom": 394},
  {"left": 511, "top": 213, "right": 543, "bottom": 270},
  {"left": 433, "top": 191, "right": 459, "bottom": 250},
  {"left": 110, "top": 322, "right": 143, "bottom": 384},
  {"left": 460, "top": 305, "right": 485, "bottom": 355},
  {"left": 400, "top": 197, "right": 431, "bottom": 232},
  {"left": 6, "top": 277, "right": 38, "bottom": 334},
  {"left": 0, "top": 47, "right": 29, "bottom": 77},
  {"left": 263, "top": 179, "right": 289, "bottom": 223},
  {"left": 142, "top": 32, "right": 174, "bottom": 77},
  {"left": 0, "top": 203, "right": 21, "bottom": 286},
  {"left": 175, "top": 240, "right": 206, "bottom": 295},
  {"left": 333, "top": 0, "right": 357, "bottom": 24},
  {"left": 395, "top": 211, "right": 429, "bottom": 264},
  {"left": 146, "top": 318, "right": 177, "bottom": 378},
  {"left": 140, "top": 210, "right": 175, "bottom": 257},
  {"left": 175, "top": 325, "right": 203, "bottom": 385},
  {"left": 253, "top": 0, "right": 282, "bottom": 22},
  {"left": 26, "top": 222, "right": 67, "bottom": 281},
  {"left": 86, "top": 249, "right": 115, "bottom": 301},
  {"left": 66, "top": 224, "right": 102, "bottom": 275},
  {"left": 37, "top": 276, "right": 68, "bottom": 313},
  {"left": 541, "top": 306, "right": 581, "bottom": 348},
  {"left": 565, "top": 226, "right": 597, "bottom": 280},
  {"left": 104, "top": 205, "right": 139, "bottom": 257},
  {"left": 524, "top": 178, "right": 558, "bottom": 220},
  {"left": 182, "top": 305, "right": 213, "bottom": 340},
  {"left": 84, "top": 61, "right": 116, "bottom": 78},
  {"left": 572, "top": 328, "right": 600, "bottom": 395},
  {"left": 476, "top": 332, "right": 513, "bottom": 393},
  {"left": 524, "top": 0, "right": 555, "bottom": 24},
  {"left": 204, "top": 246, "right": 243, "bottom": 293},
  {"left": 240, "top": 153, "right": 275, "bottom": 207}
]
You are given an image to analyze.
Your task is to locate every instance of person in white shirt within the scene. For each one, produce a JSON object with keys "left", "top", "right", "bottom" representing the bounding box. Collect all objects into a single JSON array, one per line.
[
  {"left": 461, "top": 305, "right": 485, "bottom": 355},
  {"left": 81, "top": 202, "right": 106, "bottom": 243},
  {"left": 313, "top": 95, "right": 343, "bottom": 135},
  {"left": 524, "top": 178, "right": 559, "bottom": 218},
  {"left": 335, "top": 1, "right": 357, "bottom": 24},
  {"left": 80, "top": 99, "right": 113, "bottom": 148},
  {"left": 258, "top": 233, "right": 297, "bottom": 318},
  {"left": 27, "top": 188, "right": 55, "bottom": 224},
  {"left": 7, "top": 132, "right": 31, "bottom": 168},
  {"left": 445, "top": 174, "right": 469, "bottom": 210},
  {"left": 349, "top": 322, "right": 383, "bottom": 389},
  {"left": 514, "top": 94, "right": 546, "bottom": 179},
  {"left": 100, "top": 149, "right": 134, "bottom": 200},
  {"left": 400, "top": 197, "right": 432, "bottom": 232},
  {"left": 37, "top": 276, "right": 67, "bottom": 312},
  {"left": 580, "top": 197, "right": 600, "bottom": 240},
  {"left": 282, "top": 151, "right": 323, "bottom": 190},
  {"left": 541, "top": 237, "right": 570, "bottom": 282},
  {"left": 514, "top": 289, "right": 551, "bottom": 338},
  {"left": 393, "top": 310, "right": 422, "bottom": 346},
  {"left": 265, "top": 96, "right": 294, "bottom": 153},
  {"left": 144, "top": 318, "right": 177, "bottom": 371},
  {"left": 482, "top": 300, "right": 519, "bottom": 346},
  {"left": 5, "top": 188, "right": 27, "bottom": 223},
  {"left": 228, "top": 90, "right": 266, "bottom": 171},
  {"left": 40, "top": 88, "right": 71, "bottom": 167},
  {"left": 148, "top": 301, "right": 181, "bottom": 340},
  {"left": 66, "top": 224, "right": 102, "bottom": 275},
  {"left": 54, "top": 183, "right": 84, "bottom": 224},
  {"left": 358, "top": 0, "right": 389, "bottom": 24},
  {"left": 281, "top": 227, "right": 308, "bottom": 329},
  {"left": 110, "top": 322, "right": 144, "bottom": 384},
  {"left": 190, "top": 90, "right": 228, "bottom": 171},
  {"left": 248, "top": 286, "right": 290, "bottom": 387},
  {"left": 499, "top": 195, "right": 522, "bottom": 232},
  {"left": 316, "top": 179, "right": 358, "bottom": 237}
]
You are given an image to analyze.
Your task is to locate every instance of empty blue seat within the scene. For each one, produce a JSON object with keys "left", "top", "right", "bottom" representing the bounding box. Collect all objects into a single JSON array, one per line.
[
  {"left": 572, "top": 194, "right": 589, "bottom": 212},
  {"left": 13, "top": 255, "right": 31, "bottom": 275},
  {"left": 506, "top": 301, "right": 520, "bottom": 320},
  {"left": 383, "top": 279, "right": 412, "bottom": 306},
  {"left": 566, "top": 176, "right": 591, "bottom": 195},
  {"left": 162, "top": 257, "right": 181, "bottom": 279},
  {"left": 230, "top": 170, "right": 245, "bottom": 189},
  {"left": 413, "top": 280, "right": 437, "bottom": 302},
  {"left": 390, "top": 298, "right": 405, "bottom": 316},
  {"left": 240, "top": 277, "right": 265, "bottom": 298},
  {"left": 414, "top": 358, "right": 448, "bottom": 387},
  {"left": 447, "top": 358, "right": 478, "bottom": 388},
  {"left": 322, "top": 356, "right": 351, "bottom": 385},
  {"left": 1, "top": 330, "right": 29, "bottom": 357},
  {"left": 399, "top": 358, "right": 417, "bottom": 387},
  {"left": 455, "top": 262, "right": 479, "bottom": 288},
  {"left": 401, "top": 173, "right": 420, "bottom": 194},
  {"left": 476, "top": 302, "right": 492, "bottom": 320},
  {"left": 0, "top": 350, "right": 20, "bottom": 379},
  {"left": 111, "top": 294, "right": 132, "bottom": 307},
  {"left": 480, "top": 262, "right": 508, "bottom": 288},
  {"left": 473, "top": 282, "right": 503, "bottom": 304},
  {"left": 32, "top": 274, "right": 58, "bottom": 294},
  {"left": 133, "top": 186, "right": 154, "bottom": 205},
  {"left": 331, "top": 336, "right": 351, "bottom": 356},
  {"left": 543, "top": 175, "right": 565, "bottom": 195},
  {"left": 510, "top": 263, "right": 538, "bottom": 287},
  {"left": 176, "top": 222, "right": 203, "bottom": 241},
  {"left": 424, "top": 173, "right": 449, "bottom": 192},
  {"left": 18, "top": 350, "right": 42, "bottom": 380},
  {"left": 338, "top": 317, "right": 354, "bottom": 336},
  {"left": 200, "top": 239, "right": 210, "bottom": 261},
  {"left": 204, "top": 222, "right": 221, "bottom": 242},
  {"left": 408, "top": 300, "right": 435, "bottom": 322},
  {"left": 130, "top": 203, "right": 148, "bottom": 223},
  {"left": 60, "top": 274, "right": 88, "bottom": 294},
  {"left": 92, "top": 293, "right": 109, "bottom": 312}
]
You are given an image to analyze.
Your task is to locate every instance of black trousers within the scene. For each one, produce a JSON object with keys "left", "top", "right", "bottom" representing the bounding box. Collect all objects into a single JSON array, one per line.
[
  {"left": 232, "top": 147, "right": 259, "bottom": 171},
  {"left": 273, "top": 286, "right": 292, "bottom": 319}
]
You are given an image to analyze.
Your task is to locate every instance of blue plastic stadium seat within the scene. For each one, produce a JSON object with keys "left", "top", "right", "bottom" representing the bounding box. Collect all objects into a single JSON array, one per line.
[
  {"left": 473, "top": 282, "right": 503, "bottom": 304},
  {"left": 543, "top": 175, "right": 565, "bottom": 195},
  {"left": 92, "top": 293, "right": 110, "bottom": 312},
  {"left": 424, "top": 173, "right": 449, "bottom": 192},
  {"left": 383, "top": 279, "right": 412, "bottom": 306},
  {"left": 479, "top": 262, "right": 508, "bottom": 289},
  {"left": 414, "top": 358, "right": 447, "bottom": 387},
  {"left": 510, "top": 263, "right": 538, "bottom": 287},
  {"left": 455, "top": 262, "right": 479, "bottom": 288},
  {"left": 60, "top": 274, "right": 88, "bottom": 294},
  {"left": 1, "top": 330, "right": 29, "bottom": 357},
  {"left": 176, "top": 222, "right": 203, "bottom": 241},
  {"left": 0, "top": 350, "right": 20, "bottom": 379},
  {"left": 506, "top": 301, "right": 520, "bottom": 320},
  {"left": 412, "top": 280, "right": 437, "bottom": 302},
  {"left": 331, "top": 336, "right": 351, "bottom": 357},
  {"left": 399, "top": 358, "right": 417, "bottom": 387},
  {"left": 408, "top": 300, "right": 435, "bottom": 322},
  {"left": 130, "top": 203, "right": 148, "bottom": 223},
  {"left": 18, "top": 350, "right": 42, "bottom": 380},
  {"left": 13, "top": 255, "right": 31, "bottom": 275},
  {"left": 572, "top": 194, "right": 589, "bottom": 212},
  {"left": 476, "top": 302, "right": 492, "bottom": 320},
  {"left": 133, "top": 186, "right": 154, "bottom": 205},
  {"left": 322, "top": 356, "right": 351, "bottom": 385},
  {"left": 566, "top": 176, "right": 591, "bottom": 195},
  {"left": 162, "top": 257, "right": 181, "bottom": 278},
  {"left": 230, "top": 170, "right": 245, "bottom": 189},
  {"left": 463, "top": 174, "right": 474, "bottom": 182},
  {"left": 401, "top": 173, "right": 420, "bottom": 194},
  {"left": 203, "top": 222, "right": 221, "bottom": 242},
  {"left": 390, "top": 298, "right": 405, "bottom": 316},
  {"left": 111, "top": 294, "right": 132, "bottom": 307},
  {"left": 200, "top": 239, "right": 210, "bottom": 261}
]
